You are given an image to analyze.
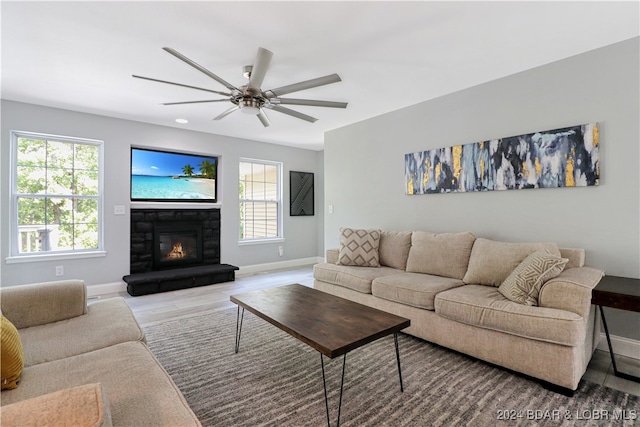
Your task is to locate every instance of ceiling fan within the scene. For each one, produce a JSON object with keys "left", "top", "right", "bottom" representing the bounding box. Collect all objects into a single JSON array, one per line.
[{"left": 133, "top": 47, "right": 348, "bottom": 127}]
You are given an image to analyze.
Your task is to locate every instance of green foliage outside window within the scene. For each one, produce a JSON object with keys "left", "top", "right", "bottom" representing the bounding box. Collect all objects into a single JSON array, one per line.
[{"left": 13, "top": 134, "right": 102, "bottom": 254}]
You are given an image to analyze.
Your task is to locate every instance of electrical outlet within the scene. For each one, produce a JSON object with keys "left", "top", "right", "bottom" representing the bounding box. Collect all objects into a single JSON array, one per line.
[
  {"left": 329, "top": 205, "right": 334, "bottom": 214},
  {"left": 114, "top": 205, "right": 126, "bottom": 215},
  {"left": 278, "top": 246, "right": 284, "bottom": 257},
  {"left": 55, "top": 265, "right": 64, "bottom": 276}
]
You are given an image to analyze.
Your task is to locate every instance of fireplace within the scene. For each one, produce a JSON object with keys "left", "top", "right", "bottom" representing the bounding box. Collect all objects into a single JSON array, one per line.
[
  {"left": 125, "top": 208, "right": 238, "bottom": 296},
  {"left": 153, "top": 223, "right": 203, "bottom": 270},
  {"left": 129, "top": 208, "right": 222, "bottom": 275}
]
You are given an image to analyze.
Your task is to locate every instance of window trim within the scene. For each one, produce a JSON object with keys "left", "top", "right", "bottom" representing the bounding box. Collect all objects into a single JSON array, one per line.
[
  {"left": 238, "top": 157, "right": 283, "bottom": 244},
  {"left": 7, "top": 130, "right": 105, "bottom": 262}
]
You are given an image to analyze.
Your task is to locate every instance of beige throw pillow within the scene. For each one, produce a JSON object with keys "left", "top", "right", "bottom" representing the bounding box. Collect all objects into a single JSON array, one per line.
[
  {"left": 498, "top": 250, "right": 568, "bottom": 306},
  {"left": 0, "top": 383, "right": 113, "bottom": 427},
  {"left": 405, "top": 231, "right": 476, "bottom": 279},
  {"left": 337, "top": 228, "right": 381, "bottom": 267}
]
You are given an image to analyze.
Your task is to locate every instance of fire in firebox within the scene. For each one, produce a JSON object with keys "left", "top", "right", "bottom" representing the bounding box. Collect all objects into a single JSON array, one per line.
[{"left": 166, "top": 242, "right": 188, "bottom": 259}]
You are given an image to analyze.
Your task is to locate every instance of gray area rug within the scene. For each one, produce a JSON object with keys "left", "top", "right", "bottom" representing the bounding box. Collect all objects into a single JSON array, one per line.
[{"left": 144, "top": 308, "right": 638, "bottom": 426}]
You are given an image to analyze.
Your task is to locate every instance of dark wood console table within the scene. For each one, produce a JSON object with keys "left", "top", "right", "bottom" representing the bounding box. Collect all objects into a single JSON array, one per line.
[{"left": 591, "top": 275, "right": 640, "bottom": 383}]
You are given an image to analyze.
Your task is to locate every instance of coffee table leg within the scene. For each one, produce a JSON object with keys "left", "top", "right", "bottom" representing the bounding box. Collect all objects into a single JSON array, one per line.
[
  {"left": 320, "top": 353, "right": 347, "bottom": 427},
  {"left": 394, "top": 333, "right": 404, "bottom": 392},
  {"left": 234, "top": 306, "right": 245, "bottom": 353}
]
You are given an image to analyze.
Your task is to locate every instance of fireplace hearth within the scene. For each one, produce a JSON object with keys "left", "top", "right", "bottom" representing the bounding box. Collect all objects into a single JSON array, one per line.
[{"left": 124, "top": 208, "right": 238, "bottom": 296}]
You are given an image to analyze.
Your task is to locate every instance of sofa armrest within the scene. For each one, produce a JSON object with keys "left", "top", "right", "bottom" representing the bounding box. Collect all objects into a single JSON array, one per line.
[
  {"left": 0, "top": 383, "right": 112, "bottom": 427},
  {"left": 0, "top": 280, "right": 88, "bottom": 329},
  {"left": 326, "top": 248, "right": 339, "bottom": 264},
  {"left": 538, "top": 267, "right": 604, "bottom": 319}
]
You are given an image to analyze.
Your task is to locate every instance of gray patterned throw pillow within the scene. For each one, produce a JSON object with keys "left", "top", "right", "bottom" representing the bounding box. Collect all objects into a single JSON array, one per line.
[
  {"left": 498, "top": 250, "right": 568, "bottom": 306},
  {"left": 337, "top": 228, "right": 381, "bottom": 267}
]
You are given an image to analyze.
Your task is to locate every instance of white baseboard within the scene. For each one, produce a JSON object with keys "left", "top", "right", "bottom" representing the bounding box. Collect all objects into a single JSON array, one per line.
[
  {"left": 87, "top": 257, "right": 323, "bottom": 297},
  {"left": 597, "top": 333, "right": 640, "bottom": 360},
  {"left": 87, "top": 281, "right": 126, "bottom": 298},
  {"left": 236, "top": 257, "right": 323, "bottom": 276}
]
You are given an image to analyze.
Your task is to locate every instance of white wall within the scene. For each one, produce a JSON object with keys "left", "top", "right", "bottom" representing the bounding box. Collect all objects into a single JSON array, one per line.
[
  {"left": 324, "top": 38, "right": 640, "bottom": 339},
  {"left": 1, "top": 101, "right": 323, "bottom": 288}
]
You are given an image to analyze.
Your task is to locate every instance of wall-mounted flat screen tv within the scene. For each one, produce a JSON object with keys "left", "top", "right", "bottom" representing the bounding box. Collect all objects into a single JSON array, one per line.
[{"left": 131, "top": 147, "right": 218, "bottom": 203}]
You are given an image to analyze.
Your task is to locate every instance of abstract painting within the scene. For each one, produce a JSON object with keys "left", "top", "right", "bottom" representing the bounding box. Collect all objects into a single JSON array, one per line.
[
  {"left": 405, "top": 123, "right": 599, "bottom": 194},
  {"left": 290, "top": 171, "right": 314, "bottom": 216}
]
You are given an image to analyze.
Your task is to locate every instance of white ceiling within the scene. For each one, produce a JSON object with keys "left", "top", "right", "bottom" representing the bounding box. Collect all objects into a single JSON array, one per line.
[{"left": 2, "top": 1, "right": 638, "bottom": 151}]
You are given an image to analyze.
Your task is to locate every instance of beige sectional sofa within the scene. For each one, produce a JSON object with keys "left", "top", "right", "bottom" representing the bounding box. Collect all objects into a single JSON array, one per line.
[
  {"left": 314, "top": 230, "right": 604, "bottom": 392},
  {"left": 0, "top": 279, "right": 200, "bottom": 426}
]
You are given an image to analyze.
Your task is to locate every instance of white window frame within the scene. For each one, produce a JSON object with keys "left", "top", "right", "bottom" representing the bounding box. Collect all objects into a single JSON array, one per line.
[
  {"left": 6, "top": 131, "right": 105, "bottom": 263},
  {"left": 238, "top": 158, "right": 283, "bottom": 244}
]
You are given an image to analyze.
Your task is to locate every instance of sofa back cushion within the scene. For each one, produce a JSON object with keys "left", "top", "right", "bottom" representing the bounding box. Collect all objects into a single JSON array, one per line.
[
  {"left": 405, "top": 231, "right": 476, "bottom": 279},
  {"left": 379, "top": 231, "right": 412, "bottom": 270},
  {"left": 463, "top": 238, "right": 561, "bottom": 286},
  {"left": 559, "top": 248, "right": 585, "bottom": 268},
  {"left": 337, "top": 228, "right": 381, "bottom": 267}
]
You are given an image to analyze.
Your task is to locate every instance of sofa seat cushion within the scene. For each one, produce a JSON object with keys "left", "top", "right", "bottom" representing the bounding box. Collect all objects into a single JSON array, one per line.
[
  {"left": 313, "top": 263, "right": 401, "bottom": 294},
  {"left": 19, "top": 297, "right": 145, "bottom": 367},
  {"left": 434, "top": 285, "right": 584, "bottom": 346},
  {"left": 0, "top": 383, "right": 112, "bottom": 427},
  {"left": 372, "top": 273, "right": 464, "bottom": 310},
  {"left": 0, "top": 341, "right": 200, "bottom": 426}
]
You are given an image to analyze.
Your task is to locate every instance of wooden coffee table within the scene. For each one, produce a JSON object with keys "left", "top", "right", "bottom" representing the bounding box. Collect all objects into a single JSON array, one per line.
[{"left": 230, "top": 284, "right": 410, "bottom": 427}]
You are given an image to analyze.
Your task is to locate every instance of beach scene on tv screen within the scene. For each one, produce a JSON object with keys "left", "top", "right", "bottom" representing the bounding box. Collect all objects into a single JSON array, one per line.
[{"left": 131, "top": 149, "right": 216, "bottom": 200}]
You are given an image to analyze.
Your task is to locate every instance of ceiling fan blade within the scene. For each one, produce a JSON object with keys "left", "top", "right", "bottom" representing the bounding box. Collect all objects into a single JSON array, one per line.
[
  {"left": 265, "top": 74, "right": 342, "bottom": 98},
  {"left": 161, "top": 99, "right": 230, "bottom": 106},
  {"left": 257, "top": 109, "right": 271, "bottom": 127},
  {"left": 213, "top": 105, "right": 239, "bottom": 121},
  {"left": 163, "top": 47, "right": 239, "bottom": 92},
  {"left": 266, "top": 105, "right": 318, "bottom": 123},
  {"left": 270, "top": 98, "right": 348, "bottom": 108},
  {"left": 248, "top": 48, "right": 273, "bottom": 91},
  {"left": 132, "top": 75, "right": 231, "bottom": 97}
]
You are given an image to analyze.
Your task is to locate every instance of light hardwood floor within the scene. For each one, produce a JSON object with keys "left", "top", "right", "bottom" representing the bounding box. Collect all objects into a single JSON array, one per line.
[{"left": 99, "top": 265, "right": 639, "bottom": 397}]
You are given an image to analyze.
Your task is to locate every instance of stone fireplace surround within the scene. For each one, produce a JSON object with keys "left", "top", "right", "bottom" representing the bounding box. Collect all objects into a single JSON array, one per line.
[
  {"left": 130, "top": 208, "right": 220, "bottom": 274},
  {"left": 124, "top": 208, "right": 238, "bottom": 296}
]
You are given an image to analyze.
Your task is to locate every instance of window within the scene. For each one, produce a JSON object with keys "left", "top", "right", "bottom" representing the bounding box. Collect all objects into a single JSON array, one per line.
[
  {"left": 239, "top": 159, "right": 282, "bottom": 242},
  {"left": 9, "top": 131, "right": 103, "bottom": 258}
]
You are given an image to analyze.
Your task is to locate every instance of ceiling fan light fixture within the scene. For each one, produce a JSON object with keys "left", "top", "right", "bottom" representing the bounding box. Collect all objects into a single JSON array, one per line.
[
  {"left": 239, "top": 97, "right": 262, "bottom": 114},
  {"left": 240, "top": 105, "right": 260, "bottom": 115}
]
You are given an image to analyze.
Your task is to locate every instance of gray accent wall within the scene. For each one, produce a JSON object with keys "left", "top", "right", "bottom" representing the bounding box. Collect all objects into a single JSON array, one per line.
[
  {"left": 1, "top": 100, "right": 323, "bottom": 287},
  {"left": 324, "top": 38, "right": 639, "bottom": 340}
]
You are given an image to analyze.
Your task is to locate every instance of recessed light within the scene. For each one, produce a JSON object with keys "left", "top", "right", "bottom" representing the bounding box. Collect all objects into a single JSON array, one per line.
[{"left": 175, "top": 118, "right": 188, "bottom": 124}]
